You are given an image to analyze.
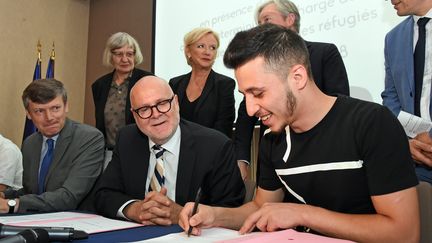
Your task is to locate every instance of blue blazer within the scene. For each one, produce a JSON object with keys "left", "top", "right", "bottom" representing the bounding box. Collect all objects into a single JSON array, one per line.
[{"left": 381, "top": 16, "right": 416, "bottom": 116}]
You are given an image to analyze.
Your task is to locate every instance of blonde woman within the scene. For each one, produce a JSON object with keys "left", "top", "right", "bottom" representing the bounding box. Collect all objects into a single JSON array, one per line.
[{"left": 169, "top": 27, "right": 235, "bottom": 138}]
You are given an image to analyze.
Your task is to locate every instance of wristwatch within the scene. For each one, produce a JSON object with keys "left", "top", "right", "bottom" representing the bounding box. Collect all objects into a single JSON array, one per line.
[{"left": 7, "top": 199, "right": 16, "bottom": 214}]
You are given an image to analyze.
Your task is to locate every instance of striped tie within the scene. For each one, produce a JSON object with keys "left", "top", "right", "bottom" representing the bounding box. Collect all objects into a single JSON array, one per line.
[{"left": 149, "top": 145, "right": 165, "bottom": 192}]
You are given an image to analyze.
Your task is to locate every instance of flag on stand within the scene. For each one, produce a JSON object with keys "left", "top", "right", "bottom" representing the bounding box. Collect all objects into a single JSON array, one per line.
[
  {"left": 46, "top": 42, "right": 55, "bottom": 78},
  {"left": 22, "top": 41, "right": 42, "bottom": 142}
]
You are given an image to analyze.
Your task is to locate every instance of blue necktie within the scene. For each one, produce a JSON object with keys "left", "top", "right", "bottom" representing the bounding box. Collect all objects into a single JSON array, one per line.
[
  {"left": 414, "top": 17, "right": 430, "bottom": 116},
  {"left": 149, "top": 145, "right": 165, "bottom": 192},
  {"left": 38, "top": 139, "right": 54, "bottom": 194}
]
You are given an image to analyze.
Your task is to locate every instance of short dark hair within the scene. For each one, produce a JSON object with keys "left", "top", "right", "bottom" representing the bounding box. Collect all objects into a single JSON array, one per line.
[
  {"left": 223, "top": 24, "right": 312, "bottom": 81},
  {"left": 22, "top": 78, "right": 67, "bottom": 109}
]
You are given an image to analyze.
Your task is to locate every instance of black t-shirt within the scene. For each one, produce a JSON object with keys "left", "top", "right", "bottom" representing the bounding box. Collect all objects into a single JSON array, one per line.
[{"left": 259, "top": 96, "right": 418, "bottom": 214}]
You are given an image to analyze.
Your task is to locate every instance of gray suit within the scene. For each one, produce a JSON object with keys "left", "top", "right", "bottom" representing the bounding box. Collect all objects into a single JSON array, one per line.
[{"left": 14, "top": 118, "right": 104, "bottom": 212}]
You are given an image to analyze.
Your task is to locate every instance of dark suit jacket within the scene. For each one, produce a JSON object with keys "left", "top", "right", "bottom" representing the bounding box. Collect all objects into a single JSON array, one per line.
[
  {"left": 95, "top": 119, "right": 245, "bottom": 219},
  {"left": 10, "top": 119, "right": 105, "bottom": 212},
  {"left": 91, "top": 68, "right": 153, "bottom": 140},
  {"left": 169, "top": 70, "right": 235, "bottom": 138},
  {"left": 235, "top": 41, "right": 349, "bottom": 162}
]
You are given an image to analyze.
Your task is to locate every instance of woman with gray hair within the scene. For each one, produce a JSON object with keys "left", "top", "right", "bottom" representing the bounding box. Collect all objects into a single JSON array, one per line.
[
  {"left": 169, "top": 27, "right": 235, "bottom": 138},
  {"left": 92, "top": 32, "right": 152, "bottom": 152}
]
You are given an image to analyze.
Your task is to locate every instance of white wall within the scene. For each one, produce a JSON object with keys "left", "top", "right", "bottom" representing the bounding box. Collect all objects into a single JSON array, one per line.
[
  {"left": 0, "top": 0, "right": 89, "bottom": 145},
  {"left": 155, "top": 0, "right": 403, "bottom": 114}
]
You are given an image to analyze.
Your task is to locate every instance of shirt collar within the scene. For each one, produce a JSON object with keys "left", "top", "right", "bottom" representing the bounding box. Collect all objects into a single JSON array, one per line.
[
  {"left": 42, "top": 134, "right": 60, "bottom": 148},
  {"left": 148, "top": 124, "right": 181, "bottom": 155},
  {"left": 414, "top": 8, "right": 432, "bottom": 22},
  {"left": 43, "top": 134, "right": 59, "bottom": 144}
]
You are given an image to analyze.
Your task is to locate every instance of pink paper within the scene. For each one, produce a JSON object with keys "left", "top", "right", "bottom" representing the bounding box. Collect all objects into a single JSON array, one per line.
[{"left": 216, "top": 229, "right": 355, "bottom": 243}]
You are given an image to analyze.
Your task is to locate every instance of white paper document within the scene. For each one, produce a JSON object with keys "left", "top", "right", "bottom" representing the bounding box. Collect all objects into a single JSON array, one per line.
[
  {"left": 398, "top": 111, "right": 432, "bottom": 138},
  {"left": 0, "top": 212, "right": 143, "bottom": 234},
  {"left": 137, "top": 227, "right": 354, "bottom": 243},
  {"left": 136, "top": 227, "right": 251, "bottom": 243}
]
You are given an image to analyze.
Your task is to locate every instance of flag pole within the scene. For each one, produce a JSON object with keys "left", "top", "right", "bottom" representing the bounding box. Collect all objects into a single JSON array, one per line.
[
  {"left": 46, "top": 41, "right": 55, "bottom": 78},
  {"left": 37, "top": 39, "right": 41, "bottom": 61},
  {"left": 23, "top": 41, "right": 43, "bottom": 142},
  {"left": 50, "top": 41, "right": 55, "bottom": 60}
]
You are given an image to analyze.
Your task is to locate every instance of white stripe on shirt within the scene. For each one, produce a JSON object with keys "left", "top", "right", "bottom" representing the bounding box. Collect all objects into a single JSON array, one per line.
[{"left": 275, "top": 160, "right": 364, "bottom": 175}]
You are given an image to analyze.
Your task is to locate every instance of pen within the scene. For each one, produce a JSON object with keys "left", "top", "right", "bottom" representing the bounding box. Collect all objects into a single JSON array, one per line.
[{"left": 187, "top": 187, "right": 202, "bottom": 237}]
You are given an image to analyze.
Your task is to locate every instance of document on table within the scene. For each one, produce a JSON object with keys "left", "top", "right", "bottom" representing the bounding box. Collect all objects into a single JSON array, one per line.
[
  {"left": 0, "top": 212, "right": 143, "bottom": 234},
  {"left": 136, "top": 227, "right": 249, "bottom": 243},
  {"left": 137, "top": 227, "right": 354, "bottom": 243},
  {"left": 398, "top": 111, "right": 432, "bottom": 138}
]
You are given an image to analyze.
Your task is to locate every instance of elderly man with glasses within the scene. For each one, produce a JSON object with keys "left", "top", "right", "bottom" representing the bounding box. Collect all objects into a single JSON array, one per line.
[{"left": 95, "top": 76, "right": 245, "bottom": 226}]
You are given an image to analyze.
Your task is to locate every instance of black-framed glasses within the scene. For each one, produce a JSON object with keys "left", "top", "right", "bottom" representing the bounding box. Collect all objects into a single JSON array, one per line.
[{"left": 133, "top": 96, "right": 175, "bottom": 119}]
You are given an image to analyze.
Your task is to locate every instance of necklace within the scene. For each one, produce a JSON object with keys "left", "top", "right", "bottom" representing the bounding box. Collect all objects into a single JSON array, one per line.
[{"left": 192, "top": 80, "right": 205, "bottom": 91}]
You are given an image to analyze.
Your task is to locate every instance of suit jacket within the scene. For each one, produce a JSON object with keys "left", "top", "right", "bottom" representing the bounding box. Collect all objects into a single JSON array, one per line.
[
  {"left": 381, "top": 16, "right": 417, "bottom": 117},
  {"left": 235, "top": 41, "right": 350, "bottom": 162},
  {"left": 92, "top": 68, "right": 153, "bottom": 139},
  {"left": 169, "top": 70, "right": 235, "bottom": 138},
  {"left": 95, "top": 119, "right": 245, "bottom": 219},
  {"left": 16, "top": 119, "right": 104, "bottom": 212}
]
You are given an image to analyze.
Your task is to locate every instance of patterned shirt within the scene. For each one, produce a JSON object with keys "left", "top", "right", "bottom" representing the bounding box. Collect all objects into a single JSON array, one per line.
[{"left": 104, "top": 79, "right": 129, "bottom": 148}]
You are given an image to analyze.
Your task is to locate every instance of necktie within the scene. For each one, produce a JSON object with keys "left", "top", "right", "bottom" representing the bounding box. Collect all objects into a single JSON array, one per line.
[
  {"left": 38, "top": 139, "right": 54, "bottom": 194},
  {"left": 414, "top": 17, "right": 430, "bottom": 116},
  {"left": 149, "top": 145, "right": 165, "bottom": 192}
]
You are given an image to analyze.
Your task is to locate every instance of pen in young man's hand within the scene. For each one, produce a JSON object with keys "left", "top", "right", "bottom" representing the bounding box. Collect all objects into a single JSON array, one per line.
[{"left": 187, "top": 187, "right": 202, "bottom": 237}]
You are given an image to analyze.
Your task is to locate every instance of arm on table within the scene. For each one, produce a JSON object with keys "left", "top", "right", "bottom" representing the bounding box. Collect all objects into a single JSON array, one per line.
[
  {"left": 241, "top": 187, "right": 419, "bottom": 243},
  {"left": 178, "top": 187, "right": 284, "bottom": 235}
]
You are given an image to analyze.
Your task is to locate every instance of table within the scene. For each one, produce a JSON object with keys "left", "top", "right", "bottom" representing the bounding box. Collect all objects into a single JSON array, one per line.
[{"left": 74, "top": 224, "right": 183, "bottom": 242}]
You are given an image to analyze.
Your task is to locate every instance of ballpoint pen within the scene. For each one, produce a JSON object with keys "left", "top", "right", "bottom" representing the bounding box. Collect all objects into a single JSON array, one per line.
[{"left": 187, "top": 187, "right": 202, "bottom": 237}]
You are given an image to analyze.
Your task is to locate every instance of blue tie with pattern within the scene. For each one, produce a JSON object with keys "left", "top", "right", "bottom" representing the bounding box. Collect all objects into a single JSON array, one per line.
[
  {"left": 38, "top": 139, "right": 54, "bottom": 194},
  {"left": 149, "top": 145, "right": 165, "bottom": 192}
]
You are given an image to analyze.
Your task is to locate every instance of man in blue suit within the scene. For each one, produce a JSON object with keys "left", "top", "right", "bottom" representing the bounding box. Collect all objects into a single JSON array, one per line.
[{"left": 382, "top": 0, "right": 432, "bottom": 184}]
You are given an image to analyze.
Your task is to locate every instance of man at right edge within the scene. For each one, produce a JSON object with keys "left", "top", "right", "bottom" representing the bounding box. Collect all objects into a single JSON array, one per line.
[{"left": 381, "top": 0, "right": 432, "bottom": 184}]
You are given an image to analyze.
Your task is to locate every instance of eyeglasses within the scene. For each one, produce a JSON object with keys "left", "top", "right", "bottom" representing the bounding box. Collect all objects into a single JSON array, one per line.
[
  {"left": 111, "top": 51, "right": 135, "bottom": 59},
  {"left": 133, "top": 96, "right": 175, "bottom": 119}
]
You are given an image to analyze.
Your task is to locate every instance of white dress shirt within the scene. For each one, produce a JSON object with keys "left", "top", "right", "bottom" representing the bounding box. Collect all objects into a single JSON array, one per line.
[
  {"left": 0, "top": 134, "right": 23, "bottom": 190},
  {"left": 414, "top": 9, "right": 432, "bottom": 121},
  {"left": 117, "top": 125, "right": 181, "bottom": 219}
]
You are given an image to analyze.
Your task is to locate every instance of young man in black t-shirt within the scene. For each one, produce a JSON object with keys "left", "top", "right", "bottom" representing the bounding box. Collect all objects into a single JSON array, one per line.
[{"left": 179, "top": 24, "right": 420, "bottom": 242}]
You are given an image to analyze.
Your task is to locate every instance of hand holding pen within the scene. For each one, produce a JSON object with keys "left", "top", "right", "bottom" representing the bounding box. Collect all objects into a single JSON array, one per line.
[{"left": 187, "top": 187, "right": 202, "bottom": 237}]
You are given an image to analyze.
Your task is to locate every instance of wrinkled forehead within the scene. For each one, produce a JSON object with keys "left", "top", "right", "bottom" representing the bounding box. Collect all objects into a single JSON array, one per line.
[
  {"left": 131, "top": 82, "right": 173, "bottom": 107},
  {"left": 258, "top": 4, "right": 282, "bottom": 20},
  {"left": 112, "top": 45, "right": 134, "bottom": 52},
  {"left": 28, "top": 95, "right": 65, "bottom": 108}
]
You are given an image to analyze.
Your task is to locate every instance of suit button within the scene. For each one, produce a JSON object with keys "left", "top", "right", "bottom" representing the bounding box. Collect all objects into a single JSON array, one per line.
[{"left": 410, "top": 92, "right": 413, "bottom": 97}]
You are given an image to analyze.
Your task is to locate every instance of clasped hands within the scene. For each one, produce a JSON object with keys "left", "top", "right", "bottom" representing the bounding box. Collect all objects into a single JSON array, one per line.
[
  {"left": 410, "top": 132, "right": 432, "bottom": 167},
  {"left": 124, "top": 187, "right": 182, "bottom": 226}
]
